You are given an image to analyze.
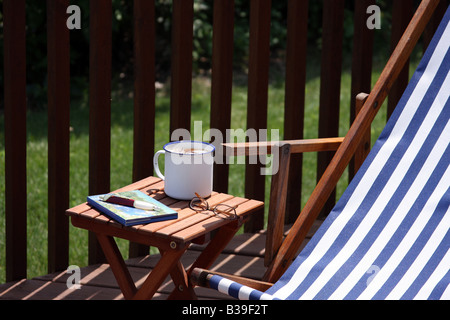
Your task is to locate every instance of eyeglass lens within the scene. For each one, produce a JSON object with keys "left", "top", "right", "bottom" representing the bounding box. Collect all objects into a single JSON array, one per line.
[
  {"left": 213, "top": 204, "right": 237, "bottom": 220},
  {"left": 189, "top": 197, "right": 237, "bottom": 220},
  {"left": 190, "top": 197, "right": 209, "bottom": 211}
]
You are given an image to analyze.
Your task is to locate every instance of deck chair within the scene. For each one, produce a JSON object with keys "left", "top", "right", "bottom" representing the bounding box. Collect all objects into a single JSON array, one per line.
[{"left": 191, "top": 0, "right": 449, "bottom": 300}]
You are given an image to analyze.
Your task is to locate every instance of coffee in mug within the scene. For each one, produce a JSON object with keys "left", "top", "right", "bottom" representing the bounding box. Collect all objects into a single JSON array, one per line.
[{"left": 153, "top": 140, "right": 215, "bottom": 200}]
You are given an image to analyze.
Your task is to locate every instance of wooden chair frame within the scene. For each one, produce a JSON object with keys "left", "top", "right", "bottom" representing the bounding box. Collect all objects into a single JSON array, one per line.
[{"left": 191, "top": 0, "right": 440, "bottom": 289}]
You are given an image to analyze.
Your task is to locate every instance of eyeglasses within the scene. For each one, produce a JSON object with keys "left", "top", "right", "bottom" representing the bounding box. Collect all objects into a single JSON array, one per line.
[{"left": 189, "top": 193, "right": 238, "bottom": 220}]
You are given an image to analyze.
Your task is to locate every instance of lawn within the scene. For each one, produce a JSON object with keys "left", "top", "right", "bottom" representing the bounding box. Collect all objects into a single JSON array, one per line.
[{"left": 0, "top": 53, "right": 422, "bottom": 283}]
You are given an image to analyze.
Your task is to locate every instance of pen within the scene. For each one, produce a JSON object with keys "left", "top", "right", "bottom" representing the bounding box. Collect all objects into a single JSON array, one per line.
[{"left": 100, "top": 194, "right": 161, "bottom": 211}]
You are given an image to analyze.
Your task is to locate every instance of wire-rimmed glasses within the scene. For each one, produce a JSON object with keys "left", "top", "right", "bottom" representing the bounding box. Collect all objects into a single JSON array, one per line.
[{"left": 189, "top": 193, "right": 238, "bottom": 220}]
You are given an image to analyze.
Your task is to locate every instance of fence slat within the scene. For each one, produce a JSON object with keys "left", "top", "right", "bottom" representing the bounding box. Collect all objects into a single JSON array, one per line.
[
  {"left": 317, "top": 0, "right": 345, "bottom": 219},
  {"left": 3, "top": 0, "right": 27, "bottom": 282},
  {"left": 349, "top": 0, "right": 375, "bottom": 180},
  {"left": 170, "top": 0, "right": 194, "bottom": 137},
  {"left": 88, "top": 0, "right": 112, "bottom": 264},
  {"left": 47, "top": 0, "right": 70, "bottom": 273},
  {"left": 244, "top": 0, "right": 272, "bottom": 232},
  {"left": 284, "top": 0, "right": 309, "bottom": 224},
  {"left": 130, "top": 0, "right": 156, "bottom": 258},
  {"left": 210, "top": 0, "right": 235, "bottom": 193},
  {"left": 387, "top": 0, "right": 413, "bottom": 119},
  {"left": 423, "top": 0, "right": 448, "bottom": 51},
  {"left": 133, "top": 0, "right": 155, "bottom": 183}
]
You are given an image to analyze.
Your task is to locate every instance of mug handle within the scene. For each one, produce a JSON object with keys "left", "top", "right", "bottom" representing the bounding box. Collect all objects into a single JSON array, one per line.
[{"left": 153, "top": 150, "right": 165, "bottom": 180}]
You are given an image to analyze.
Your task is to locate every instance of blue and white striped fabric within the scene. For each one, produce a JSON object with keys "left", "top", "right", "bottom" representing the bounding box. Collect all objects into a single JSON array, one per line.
[
  {"left": 209, "top": 275, "right": 278, "bottom": 300},
  {"left": 210, "top": 5, "right": 450, "bottom": 300}
]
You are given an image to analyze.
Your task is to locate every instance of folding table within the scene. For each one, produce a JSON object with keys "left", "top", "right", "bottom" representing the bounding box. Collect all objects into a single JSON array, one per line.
[{"left": 66, "top": 176, "right": 264, "bottom": 299}]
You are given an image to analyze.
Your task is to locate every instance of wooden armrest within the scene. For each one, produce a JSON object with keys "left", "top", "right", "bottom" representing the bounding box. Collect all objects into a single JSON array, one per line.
[
  {"left": 190, "top": 268, "right": 274, "bottom": 292},
  {"left": 222, "top": 137, "right": 344, "bottom": 156}
]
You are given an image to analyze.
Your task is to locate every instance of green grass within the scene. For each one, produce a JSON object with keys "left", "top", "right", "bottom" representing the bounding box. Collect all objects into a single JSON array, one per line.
[{"left": 0, "top": 54, "right": 422, "bottom": 283}]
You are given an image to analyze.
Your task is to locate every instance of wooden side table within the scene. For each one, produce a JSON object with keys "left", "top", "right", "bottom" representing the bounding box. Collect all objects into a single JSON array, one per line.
[{"left": 66, "top": 176, "right": 264, "bottom": 300}]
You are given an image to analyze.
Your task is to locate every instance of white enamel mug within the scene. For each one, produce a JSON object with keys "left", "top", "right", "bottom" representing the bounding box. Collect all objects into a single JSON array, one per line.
[{"left": 153, "top": 140, "right": 215, "bottom": 200}]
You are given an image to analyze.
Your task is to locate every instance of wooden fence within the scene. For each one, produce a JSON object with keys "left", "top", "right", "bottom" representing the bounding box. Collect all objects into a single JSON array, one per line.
[{"left": 2, "top": 0, "right": 447, "bottom": 282}]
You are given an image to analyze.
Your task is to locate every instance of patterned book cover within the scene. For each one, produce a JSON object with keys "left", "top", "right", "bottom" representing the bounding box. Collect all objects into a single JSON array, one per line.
[{"left": 87, "top": 190, "right": 177, "bottom": 226}]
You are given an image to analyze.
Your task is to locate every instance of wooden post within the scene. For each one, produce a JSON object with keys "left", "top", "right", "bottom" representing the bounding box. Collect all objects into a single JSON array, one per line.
[
  {"left": 170, "top": 0, "right": 194, "bottom": 137},
  {"left": 3, "top": 0, "right": 27, "bottom": 281},
  {"left": 210, "top": 0, "right": 235, "bottom": 193},
  {"left": 88, "top": 0, "right": 112, "bottom": 264},
  {"left": 133, "top": 0, "right": 156, "bottom": 183},
  {"left": 47, "top": 0, "right": 71, "bottom": 273},
  {"left": 317, "top": 0, "right": 345, "bottom": 219},
  {"left": 244, "top": 0, "right": 272, "bottom": 232},
  {"left": 283, "top": 0, "right": 309, "bottom": 224},
  {"left": 423, "top": 0, "right": 447, "bottom": 51},
  {"left": 387, "top": 0, "right": 413, "bottom": 119},
  {"left": 349, "top": 0, "right": 375, "bottom": 180},
  {"left": 129, "top": 0, "right": 156, "bottom": 258}
]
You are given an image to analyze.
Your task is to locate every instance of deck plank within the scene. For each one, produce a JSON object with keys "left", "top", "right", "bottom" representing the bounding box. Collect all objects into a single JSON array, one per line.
[
  {"left": 0, "top": 221, "right": 322, "bottom": 300},
  {"left": 0, "top": 278, "right": 131, "bottom": 300}
]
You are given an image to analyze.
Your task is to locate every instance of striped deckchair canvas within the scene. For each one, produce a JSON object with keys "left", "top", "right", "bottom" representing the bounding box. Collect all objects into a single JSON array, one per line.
[{"left": 203, "top": 5, "right": 450, "bottom": 300}]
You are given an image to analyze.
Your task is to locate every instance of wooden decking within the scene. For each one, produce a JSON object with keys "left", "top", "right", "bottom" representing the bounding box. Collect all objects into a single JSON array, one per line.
[{"left": 0, "top": 221, "right": 321, "bottom": 300}]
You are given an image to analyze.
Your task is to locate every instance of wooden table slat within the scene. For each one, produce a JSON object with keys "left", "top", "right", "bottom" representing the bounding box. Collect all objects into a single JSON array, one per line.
[
  {"left": 66, "top": 202, "right": 92, "bottom": 216},
  {"left": 115, "top": 176, "right": 162, "bottom": 193},
  {"left": 154, "top": 196, "right": 249, "bottom": 238},
  {"left": 78, "top": 208, "right": 102, "bottom": 220},
  {"left": 137, "top": 180, "right": 165, "bottom": 196},
  {"left": 171, "top": 199, "right": 264, "bottom": 242},
  {"left": 136, "top": 193, "right": 233, "bottom": 235}
]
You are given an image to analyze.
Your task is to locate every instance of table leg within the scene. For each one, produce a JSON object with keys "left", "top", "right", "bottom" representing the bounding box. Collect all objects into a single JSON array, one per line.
[
  {"left": 167, "top": 259, "right": 197, "bottom": 300},
  {"left": 96, "top": 233, "right": 137, "bottom": 299},
  {"left": 166, "top": 221, "right": 244, "bottom": 298},
  {"left": 187, "top": 219, "right": 242, "bottom": 275},
  {"left": 97, "top": 232, "right": 192, "bottom": 300},
  {"left": 133, "top": 246, "right": 188, "bottom": 300},
  {"left": 164, "top": 221, "right": 242, "bottom": 299}
]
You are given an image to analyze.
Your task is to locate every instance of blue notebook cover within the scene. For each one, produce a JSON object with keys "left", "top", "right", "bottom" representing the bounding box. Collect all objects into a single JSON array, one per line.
[{"left": 87, "top": 190, "right": 178, "bottom": 226}]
